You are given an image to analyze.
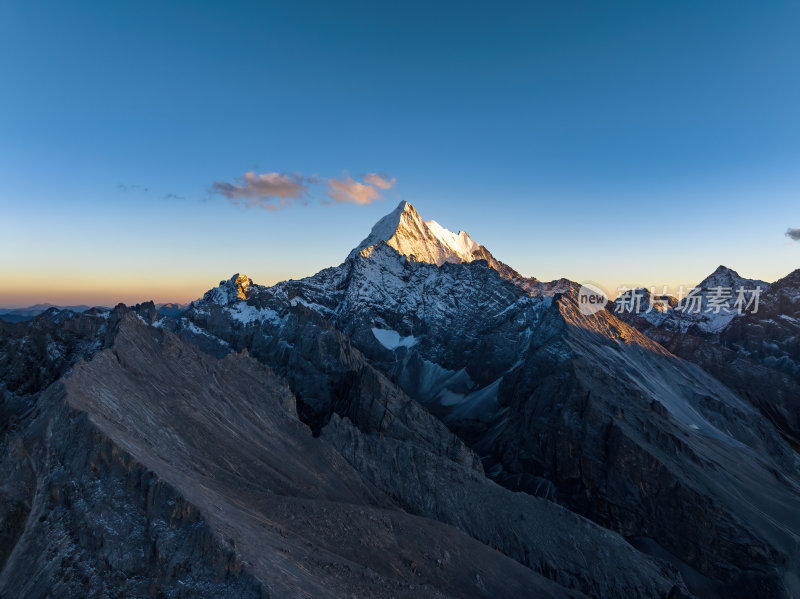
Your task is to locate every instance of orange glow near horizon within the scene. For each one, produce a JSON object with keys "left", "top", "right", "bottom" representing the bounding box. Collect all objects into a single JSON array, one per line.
[
  {"left": 1, "top": 267, "right": 702, "bottom": 309},
  {"left": 0, "top": 270, "right": 291, "bottom": 309}
]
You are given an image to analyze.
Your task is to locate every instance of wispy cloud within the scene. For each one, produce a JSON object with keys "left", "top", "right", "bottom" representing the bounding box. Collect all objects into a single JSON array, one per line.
[
  {"left": 163, "top": 193, "right": 185, "bottom": 200},
  {"left": 327, "top": 173, "right": 396, "bottom": 205},
  {"left": 327, "top": 176, "right": 382, "bottom": 205},
  {"left": 786, "top": 228, "right": 800, "bottom": 241},
  {"left": 363, "top": 173, "right": 396, "bottom": 190},
  {"left": 212, "top": 172, "right": 312, "bottom": 210},
  {"left": 212, "top": 170, "right": 396, "bottom": 210},
  {"left": 118, "top": 183, "right": 149, "bottom": 193}
]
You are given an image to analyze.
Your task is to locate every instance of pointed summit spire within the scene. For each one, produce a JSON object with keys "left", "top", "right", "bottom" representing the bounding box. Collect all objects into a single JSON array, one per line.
[
  {"left": 346, "top": 201, "right": 527, "bottom": 282},
  {"left": 349, "top": 201, "right": 479, "bottom": 266}
]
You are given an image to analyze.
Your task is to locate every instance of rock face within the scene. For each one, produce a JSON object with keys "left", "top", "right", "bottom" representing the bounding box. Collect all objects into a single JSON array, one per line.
[
  {"left": 2, "top": 308, "right": 640, "bottom": 598},
  {"left": 0, "top": 308, "right": 265, "bottom": 598},
  {"left": 3, "top": 202, "right": 799, "bottom": 598},
  {"left": 720, "top": 268, "right": 800, "bottom": 382},
  {"left": 321, "top": 415, "right": 684, "bottom": 598},
  {"left": 0, "top": 388, "right": 265, "bottom": 599},
  {"left": 178, "top": 202, "right": 800, "bottom": 598},
  {"left": 614, "top": 266, "right": 769, "bottom": 335},
  {"left": 615, "top": 267, "right": 800, "bottom": 448}
]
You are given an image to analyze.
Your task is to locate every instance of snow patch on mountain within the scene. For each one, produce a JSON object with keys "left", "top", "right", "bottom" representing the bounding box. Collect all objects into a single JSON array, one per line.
[
  {"left": 371, "top": 327, "right": 418, "bottom": 350},
  {"left": 228, "top": 303, "right": 282, "bottom": 325}
]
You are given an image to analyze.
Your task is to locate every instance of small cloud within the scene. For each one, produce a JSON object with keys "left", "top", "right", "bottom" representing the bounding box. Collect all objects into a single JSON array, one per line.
[
  {"left": 118, "top": 183, "right": 148, "bottom": 193},
  {"left": 786, "top": 228, "right": 800, "bottom": 241},
  {"left": 327, "top": 176, "right": 381, "bottom": 205},
  {"left": 211, "top": 170, "right": 396, "bottom": 211},
  {"left": 363, "top": 173, "right": 396, "bottom": 190},
  {"left": 164, "top": 193, "right": 185, "bottom": 200},
  {"left": 212, "top": 172, "right": 311, "bottom": 210},
  {"left": 327, "top": 173, "right": 395, "bottom": 205}
]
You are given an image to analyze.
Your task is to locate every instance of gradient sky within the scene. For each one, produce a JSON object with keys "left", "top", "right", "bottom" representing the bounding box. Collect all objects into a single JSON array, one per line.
[{"left": 1, "top": 0, "right": 799, "bottom": 307}]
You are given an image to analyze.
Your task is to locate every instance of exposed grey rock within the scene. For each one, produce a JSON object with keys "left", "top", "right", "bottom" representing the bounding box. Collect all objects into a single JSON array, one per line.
[
  {"left": 5, "top": 202, "right": 800, "bottom": 598},
  {"left": 183, "top": 291, "right": 482, "bottom": 471},
  {"left": 322, "top": 414, "right": 688, "bottom": 598},
  {"left": 1, "top": 311, "right": 583, "bottom": 598},
  {"left": 179, "top": 206, "right": 800, "bottom": 597},
  {"left": 0, "top": 385, "right": 265, "bottom": 599}
]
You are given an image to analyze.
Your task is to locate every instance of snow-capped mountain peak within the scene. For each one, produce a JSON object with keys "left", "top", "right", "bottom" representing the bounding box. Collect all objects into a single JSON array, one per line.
[
  {"left": 346, "top": 200, "right": 534, "bottom": 286},
  {"left": 349, "top": 200, "right": 481, "bottom": 266},
  {"left": 424, "top": 219, "right": 481, "bottom": 262}
]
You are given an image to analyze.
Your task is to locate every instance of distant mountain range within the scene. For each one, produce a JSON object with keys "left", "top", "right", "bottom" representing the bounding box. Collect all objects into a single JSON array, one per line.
[
  {"left": 0, "top": 304, "right": 95, "bottom": 323},
  {"left": 2, "top": 201, "right": 799, "bottom": 598},
  {"left": 0, "top": 302, "right": 189, "bottom": 322}
]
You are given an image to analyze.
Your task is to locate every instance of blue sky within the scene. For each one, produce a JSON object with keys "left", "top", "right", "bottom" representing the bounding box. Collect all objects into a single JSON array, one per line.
[{"left": 1, "top": 0, "right": 799, "bottom": 306}]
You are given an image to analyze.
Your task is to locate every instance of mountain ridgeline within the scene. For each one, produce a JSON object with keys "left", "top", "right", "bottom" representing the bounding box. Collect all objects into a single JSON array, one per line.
[{"left": 2, "top": 201, "right": 799, "bottom": 598}]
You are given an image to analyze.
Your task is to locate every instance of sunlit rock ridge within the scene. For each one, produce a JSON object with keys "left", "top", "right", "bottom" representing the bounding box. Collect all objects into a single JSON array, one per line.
[{"left": 350, "top": 201, "right": 530, "bottom": 284}]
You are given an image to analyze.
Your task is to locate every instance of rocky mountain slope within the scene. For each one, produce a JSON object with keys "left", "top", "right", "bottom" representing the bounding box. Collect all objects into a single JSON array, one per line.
[
  {"left": 1, "top": 306, "right": 691, "bottom": 598},
  {"left": 177, "top": 202, "right": 800, "bottom": 597},
  {"left": 2, "top": 201, "right": 799, "bottom": 598},
  {"left": 615, "top": 267, "right": 800, "bottom": 450}
]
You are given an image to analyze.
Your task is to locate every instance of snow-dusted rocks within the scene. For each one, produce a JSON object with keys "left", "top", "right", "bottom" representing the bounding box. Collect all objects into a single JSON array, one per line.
[
  {"left": 203, "top": 272, "right": 254, "bottom": 305},
  {"left": 615, "top": 266, "right": 769, "bottom": 335},
  {"left": 173, "top": 201, "right": 800, "bottom": 597}
]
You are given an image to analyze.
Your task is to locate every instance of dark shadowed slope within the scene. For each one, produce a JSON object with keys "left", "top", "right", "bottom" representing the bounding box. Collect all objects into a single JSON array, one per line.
[
  {"left": 179, "top": 201, "right": 800, "bottom": 597},
  {"left": 2, "top": 309, "right": 592, "bottom": 598}
]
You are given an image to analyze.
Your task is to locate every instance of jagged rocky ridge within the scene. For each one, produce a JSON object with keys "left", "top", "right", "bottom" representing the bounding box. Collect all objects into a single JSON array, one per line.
[
  {"left": 1, "top": 305, "right": 691, "bottom": 598},
  {"left": 177, "top": 202, "right": 800, "bottom": 598},
  {"left": 614, "top": 266, "right": 800, "bottom": 449},
  {"left": 3, "top": 201, "right": 800, "bottom": 597}
]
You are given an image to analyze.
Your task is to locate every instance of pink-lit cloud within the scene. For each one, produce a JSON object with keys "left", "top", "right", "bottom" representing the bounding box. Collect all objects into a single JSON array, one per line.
[
  {"left": 212, "top": 172, "right": 312, "bottom": 210},
  {"left": 213, "top": 170, "right": 396, "bottom": 209},
  {"left": 327, "top": 176, "right": 382, "bottom": 205},
  {"left": 327, "top": 173, "right": 396, "bottom": 205},
  {"left": 363, "top": 173, "right": 396, "bottom": 190}
]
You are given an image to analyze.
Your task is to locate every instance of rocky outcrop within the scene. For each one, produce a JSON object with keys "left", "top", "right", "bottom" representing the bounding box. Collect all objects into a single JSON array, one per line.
[
  {"left": 720, "top": 268, "right": 800, "bottom": 382},
  {"left": 183, "top": 291, "right": 483, "bottom": 471},
  {"left": 0, "top": 385, "right": 265, "bottom": 598},
  {"left": 487, "top": 295, "right": 800, "bottom": 596},
  {"left": 614, "top": 268, "right": 800, "bottom": 449},
  {"left": 5, "top": 202, "right": 799, "bottom": 598},
  {"left": 2, "top": 310, "right": 592, "bottom": 598},
  {"left": 180, "top": 213, "right": 800, "bottom": 597},
  {"left": 322, "top": 414, "right": 688, "bottom": 598}
]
